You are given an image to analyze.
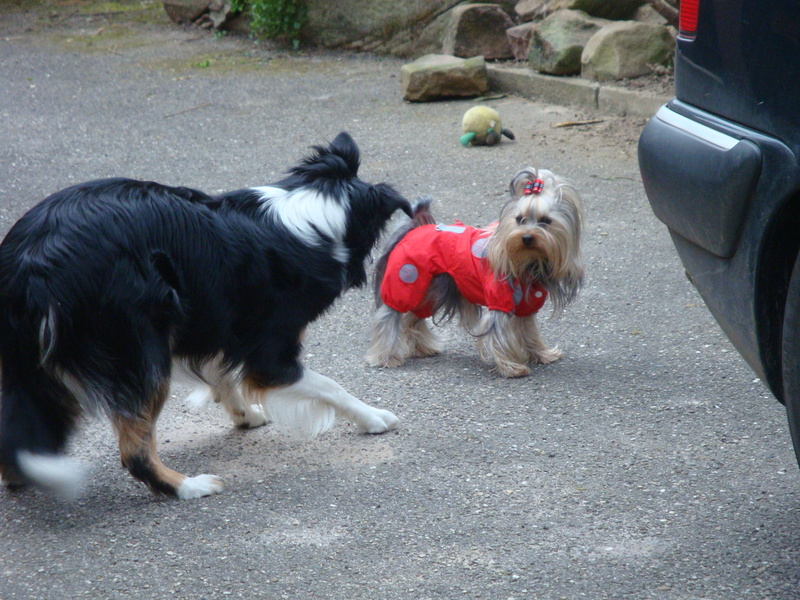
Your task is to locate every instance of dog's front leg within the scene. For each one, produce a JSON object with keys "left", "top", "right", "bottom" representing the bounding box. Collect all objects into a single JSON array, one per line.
[
  {"left": 519, "top": 315, "right": 562, "bottom": 365},
  {"left": 212, "top": 373, "right": 268, "bottom": 429},
  {"left": 476, "top": 310, "right": 531, "bottom": 378},
  {"left": 259, "top": 368, "right": 399, "bottom": 436}
]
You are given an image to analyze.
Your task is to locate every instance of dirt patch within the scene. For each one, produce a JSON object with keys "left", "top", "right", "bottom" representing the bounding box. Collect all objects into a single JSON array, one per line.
[
  {"left": 610, "top": 67, "right": 674, "bottom": 97},
  {"left": 0, "top": 0, "right": 171, "bottom": 33}
]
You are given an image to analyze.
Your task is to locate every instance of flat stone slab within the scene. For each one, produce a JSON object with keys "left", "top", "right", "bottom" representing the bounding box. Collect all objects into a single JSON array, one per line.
[{"left": 401, "top": 54, "right": 489, "bottom": 102}]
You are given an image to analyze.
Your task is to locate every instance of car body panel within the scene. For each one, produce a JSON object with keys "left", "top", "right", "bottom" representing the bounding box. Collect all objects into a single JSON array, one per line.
[
  {"left": 639, "top": 105, "right": 761, "bottom": 259},
  {"left": 638, "top": 0, "right": 800, "bottom": 403},
  {"left": 641, "top": 99, "right": 800, "bottom": 400},
  {"left": 675, "top": 1, "right": 800, "bottom": 155}
]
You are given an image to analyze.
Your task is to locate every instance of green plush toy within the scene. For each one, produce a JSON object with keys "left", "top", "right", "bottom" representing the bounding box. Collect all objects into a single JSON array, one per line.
[{"left": 460, "top": 106, "right": 516, "bottom": 147}]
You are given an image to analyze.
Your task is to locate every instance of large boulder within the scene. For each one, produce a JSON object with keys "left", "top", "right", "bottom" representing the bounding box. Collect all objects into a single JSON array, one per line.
[
  {"left": 162, "top": 0, "right": 212, "bottom": 22},
  {"left": 441, "top": 3, "right": 515, "bottom": 60},
  {"left": 581, "top": 21, "right": 675, "bottom": 80},
  {"left": 528, "top": 9, "right": 609, "bottom": 75},
  {"left": 401, "top": 54, "right": 489, "bottom": 102}
]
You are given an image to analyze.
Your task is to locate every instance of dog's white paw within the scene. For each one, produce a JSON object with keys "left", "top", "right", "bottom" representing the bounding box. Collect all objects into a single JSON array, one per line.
[
  {"left": 176, "top": 474, "right": 225, "bottom": 499},
  {"left": 356, "top": 407, "right": 400, "bottom": 434},
  {"left": 231, "top": 405, "right": 269, "bottom": 429}
]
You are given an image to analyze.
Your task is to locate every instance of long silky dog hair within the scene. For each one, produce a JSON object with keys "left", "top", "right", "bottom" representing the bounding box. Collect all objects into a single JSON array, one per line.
[
  {"left": 0, "top": 132, "right": 411, "bottom": 500},
  {"left": 367, "top": 167, "right": 583, "bottom": 378}
]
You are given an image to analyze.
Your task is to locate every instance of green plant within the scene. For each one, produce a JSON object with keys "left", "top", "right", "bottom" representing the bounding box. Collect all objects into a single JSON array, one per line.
[{"left": 231, "top": 0, "right": 307, "bottom": 47}]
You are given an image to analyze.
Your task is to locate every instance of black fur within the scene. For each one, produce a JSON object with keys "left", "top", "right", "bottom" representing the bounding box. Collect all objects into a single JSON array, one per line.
[{"left": 0, "top": 131, "right": 411, "bottom": 489}]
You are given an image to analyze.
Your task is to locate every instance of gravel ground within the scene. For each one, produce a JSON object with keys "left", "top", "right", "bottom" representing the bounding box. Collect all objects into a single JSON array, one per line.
[{"left": 1, "top": 3, "right": 799, "bottom": 600}]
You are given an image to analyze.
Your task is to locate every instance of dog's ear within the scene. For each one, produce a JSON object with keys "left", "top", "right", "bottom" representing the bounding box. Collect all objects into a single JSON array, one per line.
[
  {"left": 372, "top": 183, "right": 413, "bottom": 219},
  {"left": 329, "top": 132, "right": 361, "bottom": 177}
]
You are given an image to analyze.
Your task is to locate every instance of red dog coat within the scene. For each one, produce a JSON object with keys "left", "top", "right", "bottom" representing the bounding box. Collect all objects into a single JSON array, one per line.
[{"left": 380, "top": 223, "right": 548, "bottom": 319}]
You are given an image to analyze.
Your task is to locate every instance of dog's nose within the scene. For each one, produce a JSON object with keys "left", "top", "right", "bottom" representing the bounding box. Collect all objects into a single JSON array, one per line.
[{"left": 522, "top": 234, "right": 535, "bottom": 247}]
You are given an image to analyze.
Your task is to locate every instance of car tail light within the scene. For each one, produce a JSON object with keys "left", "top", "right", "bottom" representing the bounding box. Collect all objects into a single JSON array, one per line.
[{"left": 679, "top": 0, "right": 700, "bottom": 39}]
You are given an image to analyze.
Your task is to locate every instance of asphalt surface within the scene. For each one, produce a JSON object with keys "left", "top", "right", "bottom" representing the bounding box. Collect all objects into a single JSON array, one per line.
[{"left": 2, "top": 5, "right": 800, "bottom": 600}]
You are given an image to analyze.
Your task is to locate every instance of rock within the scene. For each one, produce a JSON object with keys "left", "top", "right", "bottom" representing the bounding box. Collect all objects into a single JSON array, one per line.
[
  {"left": 300, "top": 0, "right": 463, "bottom": 55},
  {"left": 401, "top": 54, "right": 489, "bottom": 102},
  {"left": 442, "top": 3, "right": 515, "bottom": 60},
  {"left": 632, "top": 3, "right": 668, "bottom": 25},
  {"left": 581, "top": 21, "right": 675, "bottom": 80},
  {"left": 162, "top": 0, "right": 211, "bottom": 22},
  {"left": 506, "top": 22, "right": 535, "bottom": 61},
  {"left": 207, "top": 0, "right": 233, "bottom": 29},
  {"left": 528, "top": 9, "right": 609, "bottom": 75},
  {"left": 515, "top": 0, "right": 547, "bottom": 21},
  {"left": 492, "top": 0, "right": 520, "bottom": 14},
  {"left": 530, "top": 0, "right": 647, "bottom": 20}
]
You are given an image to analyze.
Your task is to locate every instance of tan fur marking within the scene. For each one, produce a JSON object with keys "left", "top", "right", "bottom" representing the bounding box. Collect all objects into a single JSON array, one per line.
[{"left": 113, "top": 383, "right": 185, "bottom": 494}]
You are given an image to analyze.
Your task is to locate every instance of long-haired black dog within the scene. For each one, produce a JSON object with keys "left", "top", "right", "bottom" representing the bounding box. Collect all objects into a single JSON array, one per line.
[{"left": 0, "top": 132, "right": 411, "bottom": 500}]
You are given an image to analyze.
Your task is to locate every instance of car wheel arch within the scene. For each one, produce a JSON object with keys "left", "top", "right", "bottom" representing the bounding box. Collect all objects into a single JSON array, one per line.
[{"left": 758, "top": 189, "right": 800, "bottom": 404}]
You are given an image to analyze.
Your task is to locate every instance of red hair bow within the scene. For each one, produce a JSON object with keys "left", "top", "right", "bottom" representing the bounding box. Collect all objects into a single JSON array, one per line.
[{"left": 523, "top": 178, "right": 544, "bottom": 195}]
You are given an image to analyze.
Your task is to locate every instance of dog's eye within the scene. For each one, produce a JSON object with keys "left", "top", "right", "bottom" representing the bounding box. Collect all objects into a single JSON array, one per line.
[
  {"left": 538, "top": 216, "right": 552, "bottom": 226},
  {"left": 515, "top": 215, "right": 527, "bottom": 225}
]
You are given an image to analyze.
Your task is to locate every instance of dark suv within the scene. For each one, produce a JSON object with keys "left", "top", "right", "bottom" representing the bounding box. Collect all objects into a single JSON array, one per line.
[{"left": 638, "top": 1, "right": 800, "bottom": 465}]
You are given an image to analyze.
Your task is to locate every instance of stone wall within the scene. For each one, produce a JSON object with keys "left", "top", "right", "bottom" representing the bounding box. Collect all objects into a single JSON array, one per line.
[
  {"left": 163, "top": 0, "right": 676, "bottom": 82},
  {"left": 164, "top": 1, "right": 516, "bottom": 57}
]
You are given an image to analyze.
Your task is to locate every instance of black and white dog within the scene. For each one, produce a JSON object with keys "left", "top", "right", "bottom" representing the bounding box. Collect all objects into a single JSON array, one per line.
[{"left": 0, "top": 132, "right": 411, "bottom": 500}]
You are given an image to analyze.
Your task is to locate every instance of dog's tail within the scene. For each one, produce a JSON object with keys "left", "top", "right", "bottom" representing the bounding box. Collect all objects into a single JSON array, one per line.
[
  {"left": 0, "top": 354, "right": 88, "bottom": 500},
  {"left": 15, "top": 452, "right": 88, "bottom": 501},
  {"left": 372, "top": 195, "right": 435, "bottom": 303},
  {"left": 0, "top": 272, "right": 90, "bottom": 499}
]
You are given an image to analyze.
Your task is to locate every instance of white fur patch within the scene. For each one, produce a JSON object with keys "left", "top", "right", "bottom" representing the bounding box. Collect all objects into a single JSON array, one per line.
[
  {"left": 252, "top": 186, "right": 350, "bottom": 264},
  {"left": 176, "top": 474, "right": 225, "bottom": 500},
  {"left": 263, "top": 393, "right": 337, "bottom": 439},
  {"left": 184, "top": 384, "right": 214, "bottom": 412},
  {"left": 175, "top": 361, "right": 268, "bottom": 429},
  {"left": 253, "top": 368, "right": 398, "bottom": 438},
  {"left": 17, "top": 451, "right": 87, "bottom": 501}
]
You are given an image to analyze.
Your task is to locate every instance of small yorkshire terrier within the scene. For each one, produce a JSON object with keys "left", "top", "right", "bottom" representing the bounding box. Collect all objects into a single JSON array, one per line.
[{"left": 366, "top": 167, "right": 584, "bottom": 378}]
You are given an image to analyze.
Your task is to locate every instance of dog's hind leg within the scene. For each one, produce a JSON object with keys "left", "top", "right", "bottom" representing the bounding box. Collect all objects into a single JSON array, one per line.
[
  {"left": 113, "top": 381, "right": 224, "bottom": 499},
  {"left": 406, "top": 314, "right": 442, "bottom": 358},
  {"left": 253, "top": 368, "right": 399, "bottom": 437},
  {"left": 366, "top": 305, "right": 415, "bottom": 367}
]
